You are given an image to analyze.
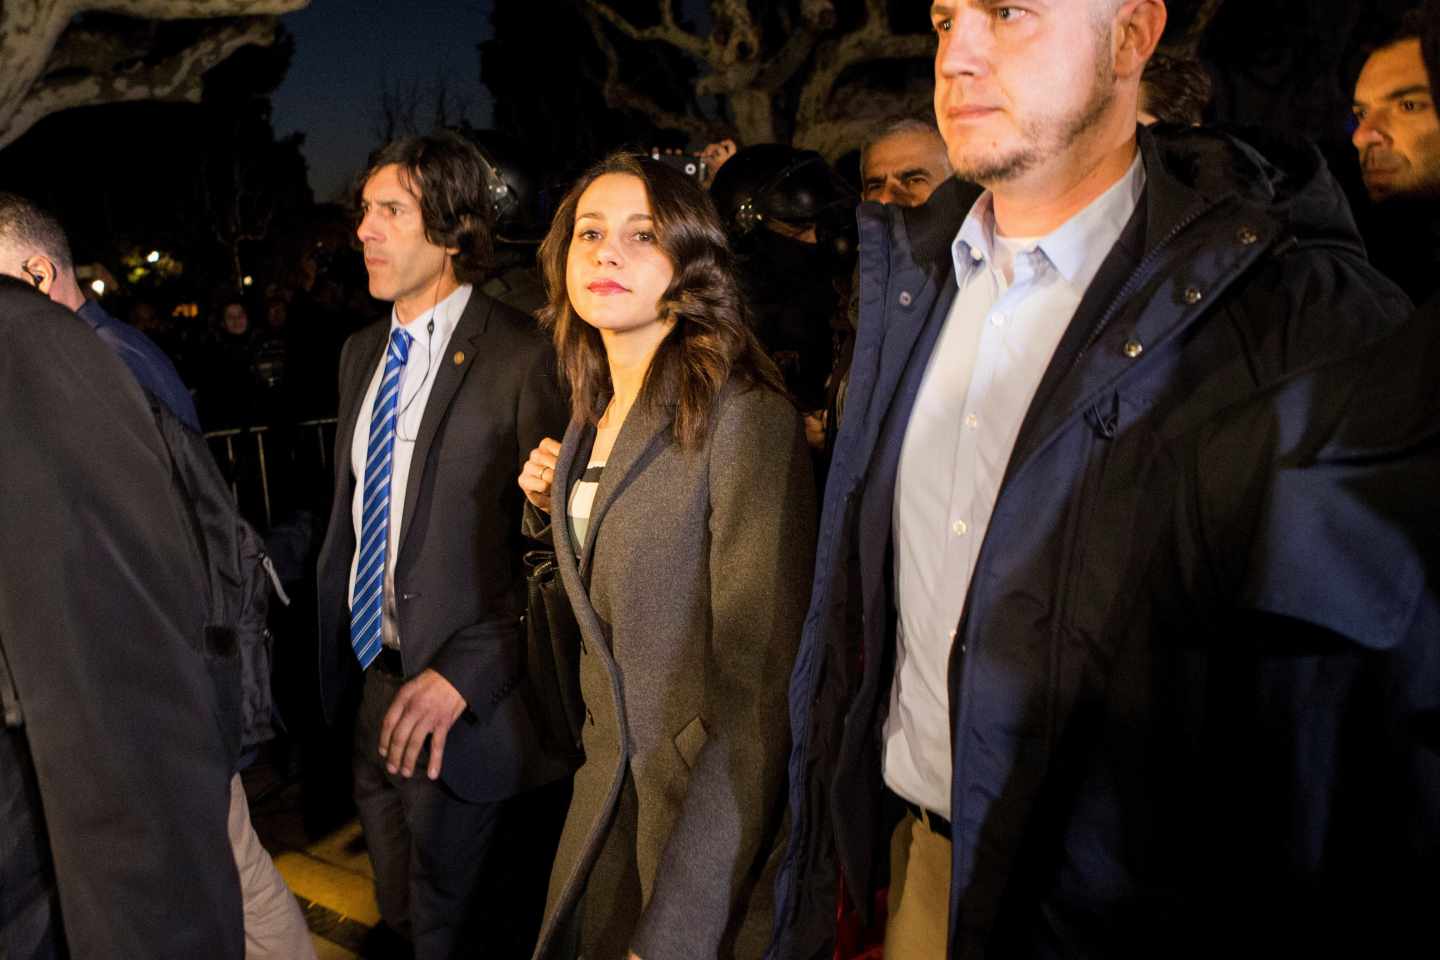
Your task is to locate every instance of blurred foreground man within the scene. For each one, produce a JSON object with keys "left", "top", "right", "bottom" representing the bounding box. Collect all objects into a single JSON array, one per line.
[
  {"left": 0, "top": 193, "right": 315, "bottom": 960},
  {"left": 315, "top": 131, "right": 572, "bottom": 959},
  {"left": 770, "top": 1, "right": 1433, "bottom": 957},
  {"left": 0, "top": 277, "right": 242, "bottom": 958}
]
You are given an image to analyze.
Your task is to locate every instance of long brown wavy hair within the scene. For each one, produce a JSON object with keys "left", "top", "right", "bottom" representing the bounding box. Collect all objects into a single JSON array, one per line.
[{"left": 537, "top": 154, "right": 786, "bottom": 449}]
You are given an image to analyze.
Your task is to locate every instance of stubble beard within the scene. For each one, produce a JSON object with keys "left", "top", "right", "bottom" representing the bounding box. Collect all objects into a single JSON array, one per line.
[{"left": 949, "top": 32, "right": 1118, "bottom": 187}]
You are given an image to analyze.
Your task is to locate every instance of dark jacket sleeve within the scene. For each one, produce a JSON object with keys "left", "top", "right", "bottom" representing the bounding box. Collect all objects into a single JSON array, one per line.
[
  {"left": 428, "top": 330, "right": 568, "bottom": 715},
  {"left": 632, "top": 387, "right": 818, "bottom": 960},
  {"left": 1188, "top": 303, "right": 1440, "bottom": 647},
  {"left": 1166, "top": 311, "right": 1440, "bottom": 919}
]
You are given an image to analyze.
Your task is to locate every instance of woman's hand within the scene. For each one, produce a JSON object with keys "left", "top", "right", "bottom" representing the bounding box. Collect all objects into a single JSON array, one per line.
[{"left": 518, "top": 437, "right": 563, "bottom": 514}]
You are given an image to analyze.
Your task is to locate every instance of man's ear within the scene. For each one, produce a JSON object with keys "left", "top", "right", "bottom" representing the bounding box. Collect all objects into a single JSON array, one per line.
[
  {"left": 21, "top": 255, "right": 57, "bottom": 297},
  {"left": 1114, "top": 0, "right": 1168, "bottom": 81}
]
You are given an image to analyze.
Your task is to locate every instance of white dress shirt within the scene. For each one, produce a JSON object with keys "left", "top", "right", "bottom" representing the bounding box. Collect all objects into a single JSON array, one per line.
[
  {"left": 883, "top": 155, "right": 1146, "bottom": 814},
  {"left": 348, "top": 283, "right": 472, "bottom": 650}
]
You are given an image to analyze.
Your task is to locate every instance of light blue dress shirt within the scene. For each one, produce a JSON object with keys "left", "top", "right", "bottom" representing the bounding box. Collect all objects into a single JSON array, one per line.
[
  {"left": 348, "top": 283, "right": 472, "bottom": 650},
  {"left": 883, "top": 154, "right": 1147, "bottom": 814}
]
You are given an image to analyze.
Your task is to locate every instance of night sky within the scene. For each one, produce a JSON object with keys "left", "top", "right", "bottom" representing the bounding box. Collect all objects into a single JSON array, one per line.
[{"left": 271, "top": 0, "right": 496, "bottom": 203}]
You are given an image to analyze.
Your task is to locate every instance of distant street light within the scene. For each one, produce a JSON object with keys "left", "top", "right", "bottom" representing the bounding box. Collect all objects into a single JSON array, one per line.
[
  {"left": 242, "top": 275, "right": 254, "bottom": 287},
  {"left": 146, "top": 250, "right": 160, "bottom": 263},
  {"left": 90, "top": 279, "right": 106, "bottom": 296}
]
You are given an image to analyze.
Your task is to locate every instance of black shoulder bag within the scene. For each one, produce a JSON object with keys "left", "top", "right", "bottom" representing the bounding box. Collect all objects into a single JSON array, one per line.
[{"left": 523, "top": 549, "right": 586, "bottom": 757}]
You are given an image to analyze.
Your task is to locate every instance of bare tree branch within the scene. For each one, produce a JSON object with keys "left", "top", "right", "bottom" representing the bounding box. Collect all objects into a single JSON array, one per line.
[
  {"left": 796, "top": 19, "right": 933, "bottom": 141},
  {"left": 0, "top": 0, "right": 308, "bottom": 149},
  {"left": 13, "top": 18, "right": 275, "bottom": 125},
  {"left": 585, "top": 7, "right": 721, "bottom": 142},
  {"left": 585, "top": 0, "right": 707, "bottom": 59},
  {"left": 81, "top": 0, "right": 304, "bottom": 17},
  {"left": 0, "top": 2, "right": 82, "bottom": 137},
  {"left": 795, "top": 84, "right": 930, "bottom": 158},
  {"left": 579, "top": 0, "right": 933, "bottom": 151}
]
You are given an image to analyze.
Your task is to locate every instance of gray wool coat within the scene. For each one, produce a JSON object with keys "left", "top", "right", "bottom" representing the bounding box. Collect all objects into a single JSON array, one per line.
[{"left": 527, "top": 381, "right": 817, "bottom": 960}]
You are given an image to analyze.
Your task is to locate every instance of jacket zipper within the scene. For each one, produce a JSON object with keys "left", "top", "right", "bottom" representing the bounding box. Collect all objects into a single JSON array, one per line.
[{"left": 1066, "top": 200, "right": 1220, "bottom": 377}]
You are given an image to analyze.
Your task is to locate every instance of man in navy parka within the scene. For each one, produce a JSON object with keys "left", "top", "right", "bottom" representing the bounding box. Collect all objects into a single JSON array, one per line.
[{"left": 768, "top": 1, "right": 1438, "bottom": 957}]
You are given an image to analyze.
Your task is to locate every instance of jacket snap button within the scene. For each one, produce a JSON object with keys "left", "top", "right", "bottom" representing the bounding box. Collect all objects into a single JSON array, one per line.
[
  {"left": 1123, "top": 339, "right": 1144, "bottom": 359},
  {"left": 898, "top": 290, "right": 913, "bottom": 307},
  {"left": 1183, "top": 287, "right": 1203, "bottom": 305},
  {"left": 1236, "top": 226, "right": 1258, "bottom": 246}
]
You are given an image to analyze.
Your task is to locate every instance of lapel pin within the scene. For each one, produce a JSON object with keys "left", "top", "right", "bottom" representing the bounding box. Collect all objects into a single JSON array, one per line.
[{"left": 453, "top": 351, "right": 466, "bottom": 366}]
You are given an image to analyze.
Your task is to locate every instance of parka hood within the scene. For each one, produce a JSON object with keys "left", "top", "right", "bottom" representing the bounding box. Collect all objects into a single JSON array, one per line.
[{"left": 1139, "top": 123, "right": 1365, "bottom": 257}]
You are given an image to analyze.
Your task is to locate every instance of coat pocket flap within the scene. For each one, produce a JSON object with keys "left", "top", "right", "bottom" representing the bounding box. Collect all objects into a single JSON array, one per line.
[{"left": 673, "top": 715, "right": 709, "bottom": 771}]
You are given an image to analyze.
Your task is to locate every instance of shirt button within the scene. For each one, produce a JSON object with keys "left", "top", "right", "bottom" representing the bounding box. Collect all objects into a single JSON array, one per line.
[
  {"left": 952, "top": 520, "right": 969, "bottom": 536},
  {"left": 964, "top": 413, "right": 979, "bottom": 429},
  {"left": 898, "top": 290, "right": 913, "bottom": 307},
  {"left": 990, "top": 313, "right": 1006, "bottom": 327}
]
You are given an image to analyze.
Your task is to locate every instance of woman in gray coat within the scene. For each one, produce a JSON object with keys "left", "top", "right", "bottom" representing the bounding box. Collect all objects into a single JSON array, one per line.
[{"left": 517, "top": 154, "right": 816, "bottom": 960}]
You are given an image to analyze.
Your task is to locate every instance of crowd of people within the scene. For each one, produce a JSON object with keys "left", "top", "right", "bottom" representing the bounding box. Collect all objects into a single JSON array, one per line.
[{"left": 1, "top": 0, "right": 1438, "bottom": 958}]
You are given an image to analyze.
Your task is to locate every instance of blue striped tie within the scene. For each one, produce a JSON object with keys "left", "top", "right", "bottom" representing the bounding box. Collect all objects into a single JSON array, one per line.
[{"left": 351, "top": 328, "right": 413, "bottom": 669}]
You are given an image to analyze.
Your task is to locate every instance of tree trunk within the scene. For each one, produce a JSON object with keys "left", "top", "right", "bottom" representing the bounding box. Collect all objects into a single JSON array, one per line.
[{"left": 729, "top": 89, "right": 777, "bottom": 146}]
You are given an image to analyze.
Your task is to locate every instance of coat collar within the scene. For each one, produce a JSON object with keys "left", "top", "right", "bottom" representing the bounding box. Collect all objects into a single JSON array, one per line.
[
  {"left": 999, "top": 126, "right": 1280, "bottom": 481},
  {"left": 553, "top": 396, "right": 673, "bottom": 579}
]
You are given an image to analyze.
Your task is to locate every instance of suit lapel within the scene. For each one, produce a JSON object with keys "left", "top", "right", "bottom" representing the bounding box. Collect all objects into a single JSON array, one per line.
[
  {"left": 578, "top": 399, "right": 671, "bottom": 578},
  {"left": 335, "top": 324, "right": 388, "bottom": 493},
  {"left": 397, "top": 293, "right": 493, "bottom": 555}
]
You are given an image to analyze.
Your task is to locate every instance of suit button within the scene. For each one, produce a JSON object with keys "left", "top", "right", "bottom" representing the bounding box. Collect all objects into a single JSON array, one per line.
[
  {"left": 1236, "top": 226, "right": 1258, "bottom": 246},
  {"left": 1183, "top": 286, "right": 1203, "bottom": 305},
  {"left": 1123, "top": 339, "right": 1144, "bottom": 359},
  {"left": 898, "top": 290, "right": 913, "bottom": 307}
]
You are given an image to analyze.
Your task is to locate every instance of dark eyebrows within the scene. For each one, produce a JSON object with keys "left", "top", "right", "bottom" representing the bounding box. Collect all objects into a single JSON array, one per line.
[
  {"left": 899, "top": 167, "right": 934, "bottom": 179},
  {"left": 575, "top": 211, "right": 654, "bottom": 223},
  {"left": 1355, "top": 84, "right": 1436, "bottom": 113},
  {"left": 1384, "top": 84, "right": 1433, "bottom": 101}
]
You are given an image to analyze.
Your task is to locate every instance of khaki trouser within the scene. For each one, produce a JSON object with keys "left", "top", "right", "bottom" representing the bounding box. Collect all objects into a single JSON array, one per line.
[
  {"left": 228, "top": 773, "right": 317, "bottom": 960},
  {"left": 884, "top": 809, "right": 952, "bottom": 959}
]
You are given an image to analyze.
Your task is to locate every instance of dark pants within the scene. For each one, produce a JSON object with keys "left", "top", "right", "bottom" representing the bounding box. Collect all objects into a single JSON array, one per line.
[
  {"left": 353, "top": 666, "right": 570, "bottom": 960},
  {"left": 0, "top": 727, "right": 63, "bottom": 960}
]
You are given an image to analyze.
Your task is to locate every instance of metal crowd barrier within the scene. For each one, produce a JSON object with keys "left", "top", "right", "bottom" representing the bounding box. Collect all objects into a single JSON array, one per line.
[{"left": 204, "top": 418, "right": 338, "bottom": 529}]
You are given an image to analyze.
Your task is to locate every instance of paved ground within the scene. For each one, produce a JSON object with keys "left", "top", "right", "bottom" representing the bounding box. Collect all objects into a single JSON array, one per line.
[{"left": 242, "top": 754, "right": 384, "bottom": 959}]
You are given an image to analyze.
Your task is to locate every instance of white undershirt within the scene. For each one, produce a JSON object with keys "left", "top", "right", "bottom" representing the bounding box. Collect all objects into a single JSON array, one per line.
[{"left": 347, "top": 284, "right": 471, "bottom": 650}]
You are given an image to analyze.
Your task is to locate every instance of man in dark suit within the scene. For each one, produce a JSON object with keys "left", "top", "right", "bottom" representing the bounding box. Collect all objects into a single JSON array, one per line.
[{"left": 314, "top": 132, "right": 572, "bottom": 959}]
